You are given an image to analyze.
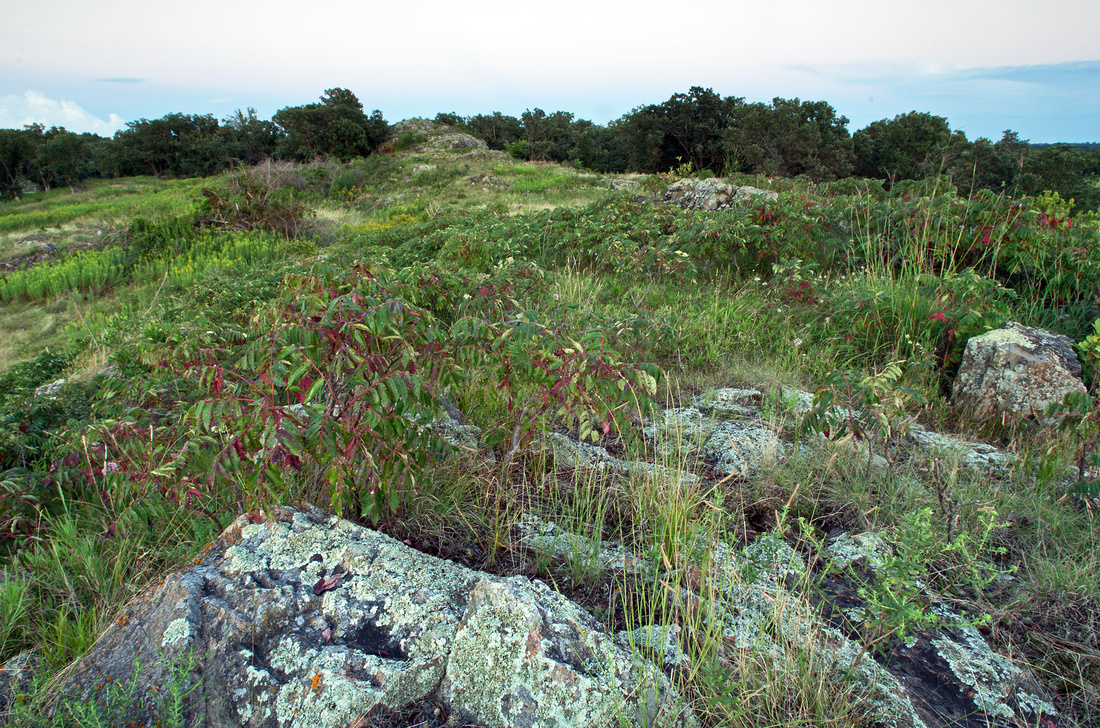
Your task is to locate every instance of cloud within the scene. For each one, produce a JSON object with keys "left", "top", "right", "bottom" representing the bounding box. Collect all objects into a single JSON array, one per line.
[{"left": 0, "top": 90, "right": 127, "bottom": 136}]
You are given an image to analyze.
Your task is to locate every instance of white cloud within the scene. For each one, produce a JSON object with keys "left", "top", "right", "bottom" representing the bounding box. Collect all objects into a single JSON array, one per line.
[{"left": 0, "top": 90, "right": 126, "bottom": 136}]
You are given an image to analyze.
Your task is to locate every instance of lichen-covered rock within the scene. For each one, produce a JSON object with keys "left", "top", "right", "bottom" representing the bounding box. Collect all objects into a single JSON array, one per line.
[
  {"left": 425, "top": 133, "right": 487, "bottom": 152},
  {"left": 441, "top": 576, "right": 695, "bottom": 728},
  {"left": 691, "top": 388, "right": 762, "bottom": 419},
  {"left": 701, "top": 535, "right": 1058, "bottom": 728},
  {"left": 825, "top": 531, "right": 892, "bottom": 572},
  {"left": 644, "top": 407, "right": 783, "bottom": 476},
  {"left": 664, "top": 179, "right": 736, "bottom": 210},
  {"left": 545, "top": 432, "right": 700, "bottom": 485},
  {"left": 733, "top": 185, "right": 779, "bottom": 202},
  {"left": 58, "top": 506, "right": 693, "bottom": 728},
  {"left": 0, "top": 651, "right": 41, "bottom": 722},
  {"left": 907, "top": 424, "right": 1015, "bottom": 475},
  {"left": 663, "top": 179, "right": 778, "bottom": 210},
  {"left": 953, "top": 322, "right": 1086, "bottom": 422},
  {"left": 467, "top": 174, "right": 511, "bottom": 189},
  {"left": 515, "top": 516, "right": 647, "bottom": 575}
]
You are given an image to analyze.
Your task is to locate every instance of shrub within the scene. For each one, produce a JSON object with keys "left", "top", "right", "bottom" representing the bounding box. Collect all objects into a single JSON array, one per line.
[
  {"left": 198, "top": 167, "right": 313, "bottom": 237},
  {"left": 174, "top": 265, "right": 657, "bottom": 520}
]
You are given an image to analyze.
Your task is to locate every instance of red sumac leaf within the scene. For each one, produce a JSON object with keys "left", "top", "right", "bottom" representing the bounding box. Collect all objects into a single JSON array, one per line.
[{"left": 313, "top": 571, "right": 346, "bottom": 595}]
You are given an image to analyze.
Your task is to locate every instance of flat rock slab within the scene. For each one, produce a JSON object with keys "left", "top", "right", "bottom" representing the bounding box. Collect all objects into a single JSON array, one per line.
[{"left": 58, "top": 507, "right": 693, "bottom": 728}]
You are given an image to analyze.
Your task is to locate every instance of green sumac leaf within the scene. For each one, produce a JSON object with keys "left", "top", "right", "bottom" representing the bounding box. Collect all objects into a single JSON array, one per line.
[{"left": 1067, "top": 478, "right": 1100, "bottom": 499}]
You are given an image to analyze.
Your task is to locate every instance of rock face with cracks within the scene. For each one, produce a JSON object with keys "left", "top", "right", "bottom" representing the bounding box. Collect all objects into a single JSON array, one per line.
[{"left": 56, "top": 506, "right": 694, "bottom": 728}]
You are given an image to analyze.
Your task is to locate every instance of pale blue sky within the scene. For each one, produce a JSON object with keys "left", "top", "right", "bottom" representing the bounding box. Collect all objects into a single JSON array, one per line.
[{"left": 2, "top": 0, "right": 1097, "bottom": 142}]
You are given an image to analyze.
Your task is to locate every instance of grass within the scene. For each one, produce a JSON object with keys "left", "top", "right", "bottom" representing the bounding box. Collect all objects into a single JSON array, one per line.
[{"left": 1, "top": 128, "right": 1098, "bottom": 726}]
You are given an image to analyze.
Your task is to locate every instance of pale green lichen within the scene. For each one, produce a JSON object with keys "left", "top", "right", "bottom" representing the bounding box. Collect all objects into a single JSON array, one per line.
[
  {"left": 691, "top": 388, "right": 762, "bottom": 418},
  {"left": 160, "top": 618, "right": 191, "bottom": 648},
  {"left": 444, "top": 579, "right": 619, "bottom": 728},
  {"left": 643, "top": 407, "right": 782, "bottom": 476},
  {"left": 826, "top": 532, "right": 891, "bottom": 572},
  {"left": 932, "top": 625, "right": 1057, "bottom": 720}
]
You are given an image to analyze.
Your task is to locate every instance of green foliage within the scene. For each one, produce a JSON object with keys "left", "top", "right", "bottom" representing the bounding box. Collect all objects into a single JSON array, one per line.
[
  {"left": 165, "top": 261, "right": 657, "bottom": 521},
  {"left": 1077, "top": 318, "right": 1100, "bottom": 391},
  {"left": 1048, "top": 391, "right": 1100, "bottom": 501},
  {"left": 0, "top": 248, "right": 128, "bottom": 301},
  {"left": 181, "top": 265, "right": 456, "bottom": 519},
  {"left": 801, "top": 363, "right": 922, "bottom": 475},
  {"left": 724, "top": 97, "right": 855, "bottom": 182},
  {"left": 273, "top": 89, "right": 388, "bottom": 162},
  {"left": 392, "top": 129, "right": 428, "bottom": 151},
  {"left": 110, "top": 113, "right": 230, "bottom": 178},
  {"left": 0, "top": 127, "right": 38, "bottom": 200},
  {"left": 504, "top": 140, "right": 530, "bottom": 160},
  {"left": 828, "top": 269, "right": 1014, "bottom": 374},
  {"left": 851, "top": 505, "right": 1005, "bottom": 658},
  {"left": 0, "top": 576, "right": 30, "bottom": 656},
  {"left": 0, "top": 348, "right": 72, "bottom": 399},
  {"left": 197, "top": 166, "right": 313, "bottom": 237},
  {"left": 853, "top": 111, "right": 957, "bottom": 185},
  {"left": 521, "top": 108, "right": 577, "bottom": 163}
]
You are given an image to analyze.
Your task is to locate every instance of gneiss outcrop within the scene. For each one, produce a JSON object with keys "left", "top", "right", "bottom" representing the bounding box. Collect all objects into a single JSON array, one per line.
[
  {"left": 52, "top": 500, "right": 1056, "bottom": 728},
  {"left": 55, "top": 506, "right": 694, "bottom": 728},
  {"left": 46, "top": 386, "right": 1060, "bottom": 727},
  {"left": 662, "top": 178, "right": 778, "bottom": 210}
]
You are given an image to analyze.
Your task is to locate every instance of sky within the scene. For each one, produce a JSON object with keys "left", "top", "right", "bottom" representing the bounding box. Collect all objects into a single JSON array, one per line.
[{"left": 2, "top": 0, "right": 1098, "bottom": 143}]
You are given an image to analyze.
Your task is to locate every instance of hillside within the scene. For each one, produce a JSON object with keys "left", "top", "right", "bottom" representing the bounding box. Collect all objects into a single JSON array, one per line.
[{"left": 0, "top": 121, "right": 1098, "bottom": 727}]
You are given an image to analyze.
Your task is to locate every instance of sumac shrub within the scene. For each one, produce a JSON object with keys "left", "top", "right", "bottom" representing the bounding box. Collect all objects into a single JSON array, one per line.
[{"left": 177, "top": 264, "right": 658, "bottom": 521}]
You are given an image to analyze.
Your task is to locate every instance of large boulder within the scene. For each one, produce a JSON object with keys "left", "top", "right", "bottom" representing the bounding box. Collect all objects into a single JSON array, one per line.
[
  {"left": 55, "top": 506, "right": 694, "bottom": 728},
  {"left": 953, "top": 322, "right": 1086, "bottom": 422}
]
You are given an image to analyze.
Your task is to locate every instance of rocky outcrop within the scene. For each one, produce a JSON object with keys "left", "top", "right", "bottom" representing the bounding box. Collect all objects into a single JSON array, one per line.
[
  {"left": 425, "top": 133, "right": 487, "bottom": 153},
  {"left": 953, "top": 322, "right": 1086, "bottom": 422},
  {"left": 56, "top": 507, "right": 695, "bottom": 728},
  {"left": 468, "top": 174, "right": 511, "bottom": 190},
  {"left": 48, "top": 382, "right": 1062, "bottom": 728},
  {"left": 663, "top": 179, "right": 778, "bottom": 210}
]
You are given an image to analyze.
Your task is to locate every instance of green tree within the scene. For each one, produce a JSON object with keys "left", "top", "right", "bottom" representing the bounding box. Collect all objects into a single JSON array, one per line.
[
  {"left": 724, "top": 97, "right": 854, "bottom": 181},
  {"left": 853, "top": 111, "right": 957, "bottom": 185},
  {"left": 466, "top": 112, "right": 524, "bottom": 150},
  {"left": 433, "top": 111, "right": 466, "bottom": 128},
  {"left": 34, "top": 127, "right": 89, "bottom": 190},
  {"left": 110, "top": 113, "right": 229, "bottom": 177},
  {"left": 521, "top": 108, "right": 577, "bottom": 162},
  {"left": 618, "top": 87, "right": 743, "bottom": 173},
  {"left": 221, "top": 108, "right": 279, "bottom": 165},
  {"left": 0, "top": 126, "right": 38, "bottom": 199},
  {"left": 273, "top": 89, "right": 388, "bottom": 162},
  {"left": 572, "top": 121, "right": 629, "bottom": 173}
]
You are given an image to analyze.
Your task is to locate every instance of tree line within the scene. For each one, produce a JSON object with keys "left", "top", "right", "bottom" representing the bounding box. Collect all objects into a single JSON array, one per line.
[{"left": 1, "top": 86, "right": 1097, "bottom": 210}]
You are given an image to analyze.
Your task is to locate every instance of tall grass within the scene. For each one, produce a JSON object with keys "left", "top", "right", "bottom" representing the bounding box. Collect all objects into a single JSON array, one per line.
[{"left": 0, "top": 248, "right": 128, "bottom": 301}]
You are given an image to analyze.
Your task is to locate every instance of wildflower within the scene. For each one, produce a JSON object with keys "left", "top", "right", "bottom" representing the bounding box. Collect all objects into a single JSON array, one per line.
[{"left": 930, "top": 312, "right": 947, "bottom": 323}]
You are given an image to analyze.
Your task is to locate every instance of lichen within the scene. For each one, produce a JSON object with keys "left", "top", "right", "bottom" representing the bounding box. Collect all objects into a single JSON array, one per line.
[
  {"left": 160, "top": 617, "right": 192, "bottom": 648},
  {"left": 444, "top": 578, "right": 620, "bottom": 728},
  {"left": 826, "top": 532, "right": 891, "bottom": 572},
  {"left": 932, "top": 625, "right": 1057, "bottom": 720}
]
